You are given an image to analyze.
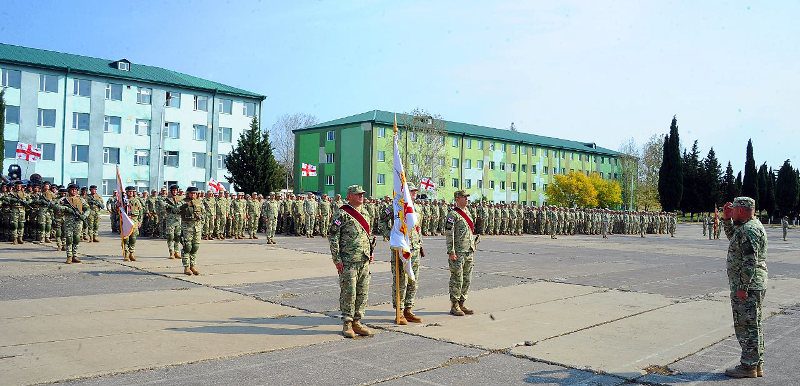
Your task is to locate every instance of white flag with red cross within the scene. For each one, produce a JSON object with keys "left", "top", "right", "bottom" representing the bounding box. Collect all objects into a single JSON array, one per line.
[
  {"left": 16, "top": 143, "right": 42, "bottom": 162},
  {"left": 301, "top": 163, "right": 317, "bottom": 177},
  {"left": 208, "top": 177, "right": 225, "bottom": 193},
  {"left": 419, "top": 177, "right": 436, "bottom": 191}
]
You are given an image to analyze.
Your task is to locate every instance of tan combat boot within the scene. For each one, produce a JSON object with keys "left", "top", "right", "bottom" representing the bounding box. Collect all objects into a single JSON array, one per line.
[
  {"left": 190, "top": 266, "right": 199, "bottom": 275},
  {"left": 403, "top": 308, "right": 423, "bottom": 323},
  {"left": 123, "top": 250, "right": 131, "bottom": 261},
  {"left": 72, "top": 256, "right": 82, "bottom": 263},
  {"left": 92, "top": 236, "right": 100, "bottom": 242},
  {"left": 757, "top": 364, "right": 764, "bottom": 377},
  {"left": 395, "top": 309, "right": 408, "bottom": 326},
  {"left": 342, "top": 321, "right": 356, "bottom": 339},
  {"left": 458, "top": 301, "right": 474, "bottom": 315},
  {"left": 17, "top": 236, "right": 24, "bottom": 244},
  {"left": 351, "top": 321, "right": 373, "bottom": 337},
  {"left": 183, "top": 267, "right": 192, "bottom": 276},
  {"left": 724, "top": 364, "right": 757, "bottom": 378},
  {"left": 450, "top": 302, "right": 465, "bottom": 316},
  {"left": 173, "top": 251, "right": 181, "bottom": 259},
  {"left": 65, "top": 256, "right": 73, "bottom": 264},
  {"left": 128, "top": 253, "right": 136, "bottom": 262}
]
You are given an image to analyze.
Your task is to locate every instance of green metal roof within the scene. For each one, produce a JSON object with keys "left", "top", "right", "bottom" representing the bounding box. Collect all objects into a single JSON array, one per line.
[
  {"left": 0, "top": 43, "right": 264, "bottom": 100},
  {"left": 302, "top": 110, "right": 621, "bottom": 156}
]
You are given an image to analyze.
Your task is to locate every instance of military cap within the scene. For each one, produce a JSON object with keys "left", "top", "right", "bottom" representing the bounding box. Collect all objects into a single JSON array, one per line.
[
  {"left": 408, "top": 184, "right": 419, "bottom": 191},
  {"left": 347, "top": 185, "right": 366, "bottom": 195},
  {"left": 58, "top": 187, "right": 68, "bottom": 193},
  {"left": 14, "top": 180, "right": 23, "bottom": 185},
  {"left": 125, "top": 186, "right": 136, "bottom": 192},
  {"left": 89, "top": 185, "right": 97, "bottom": 189},
  {"left": 186, "top": 186, "right": 199, "bottom": 193},
  {"left": 169, "top": 184, "right": 179, "bottom": 191},
  {"left": 67, "top": 183, "right": 79, "bottom": 190},
  {"left": 731, "top": 196, "right": 755, "bottom": 209},
  {"left": 453, "top": 189, "right": 470, "bottom": 198}
]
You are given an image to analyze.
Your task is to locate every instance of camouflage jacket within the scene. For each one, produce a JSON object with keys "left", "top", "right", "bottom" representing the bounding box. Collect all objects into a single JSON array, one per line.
[
  {"left": 445, "top": 207, "right": 475, "bottom": 254},
  {"left": 724, "top": 218, "right": 768, "bottom": 292},
  {"left": 328, "top": 204, "right": 372, "bottom": 264}
]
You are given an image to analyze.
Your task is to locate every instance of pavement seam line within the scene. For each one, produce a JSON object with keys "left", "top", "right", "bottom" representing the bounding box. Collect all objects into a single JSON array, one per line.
[{"left": 363, "top": 351, "right": 494, "bottom": 386}]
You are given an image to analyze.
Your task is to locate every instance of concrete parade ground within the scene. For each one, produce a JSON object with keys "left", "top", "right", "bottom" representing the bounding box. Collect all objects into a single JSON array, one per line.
[{"left": 1, "top": 220, "right": 799, "bottom": 385}]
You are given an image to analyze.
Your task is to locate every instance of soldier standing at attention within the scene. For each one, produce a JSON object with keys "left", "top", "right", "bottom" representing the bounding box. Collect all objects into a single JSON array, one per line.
[
  {"left": 123, "top": 187, "right": 144, "bottom": 261},
  {"left": 263, "top": 193, "right": 279, "bottom": 244},
  {"left": 164, "top": 185, "right": 183, "bottom": 259},
  {"left": 179, "top": 186, "right": 204, "bottom": 276},
  {"left": 329, "top": 185, "right": 374, "bottom": 339},
  {"left": 61, "top": 184, "right": 88, "bottom": 264},
  {"left": 86, "top": 185, "right": 104, "bottom": 242},
  {"left": 303, "top": 192, "right": 317, "bottom": 238},
  {"left": 782, "top": 216, "right": 789, "bottom": 241},
  {"left": 317, "top": 194, "right": 331, "bottom": 237},
  {"left": 392, "top": 185, "right": 424, "bottom": 324},
  {"left": 722, "top": 197, "right": 768, "bottom": 378},
  {"left": 6, "top": 181, "right": 29, "bottom": 244},
  {"left": 445, "top": 190, "right": 477, "bottom": 317}
]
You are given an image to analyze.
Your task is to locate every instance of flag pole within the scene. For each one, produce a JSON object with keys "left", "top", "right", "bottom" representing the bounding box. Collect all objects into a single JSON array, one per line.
[
  {"left": 119, "top": 204, "right": 125, "bottom": 259},
  {"left": 394, "top": 248, "right": 402, "bottom": 324}
]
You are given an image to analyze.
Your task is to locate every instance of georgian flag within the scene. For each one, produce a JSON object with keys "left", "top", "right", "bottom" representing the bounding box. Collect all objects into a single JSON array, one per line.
[
  {"left": 389, "top": 114, "right": 417, "bottom": 282},
  {"left": 115, "top": 166, "right": 136, "bottom": 239},
  {"left": 208, "top": 177, "right": 225, "bottom": 193},
  {"left": 15, "top": 143, "right": 42, "bottom": 162},
  {"left": 419, "top": 177, "right": 436, "bottom": 191},
  {"left": 301, "top": 163, "right": 317, "bottom": 177}
]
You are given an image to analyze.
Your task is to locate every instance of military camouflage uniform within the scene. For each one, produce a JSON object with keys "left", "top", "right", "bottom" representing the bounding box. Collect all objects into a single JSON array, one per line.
[
  {"left": 329, "top": 202, "right": 372, "bottom": 322},
  {"left": 445, "top": 201, "right": 476, "bottom": 304}
]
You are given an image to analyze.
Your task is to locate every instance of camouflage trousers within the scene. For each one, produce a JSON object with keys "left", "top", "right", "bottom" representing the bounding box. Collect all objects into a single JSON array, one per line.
[
  {"left": 391, "top": 250, "right": 420, "bottom": 309},
  {"left": 318, "top": 217, "right": 330, "bottom": 237},
  {"left": 448, "top": 252, "right": 474, "bottom": 303},
  {"left": 9, "top": 207, "right": 25, "bottom": 239},
  {"left": 265, "top": 216, "right": 277, "bottom": 240},
  {"left": 339, "top": 260, "right": 370, "bottom": 322},
  {"left": 165, "top": 219, "right": 182, "bottom": 254},
  {"left": 731, "top": 290, "right": 766, "bottom": 366},
  {"left": 87, "top": 210, "right": 99, "bottom": 238},
  {"left": 53, "top": 218, "right": 65, "bottom": 248},
  {"left": 124, "top": 223, "right": 139, "bottom": 253},
  {"left": 64, "top": 218, "right": 83, "bottom": 258},
  {"left": 181, "top": 221, "right": 201, "bottom": 268},
  {"left": 216, "top": 213, "right": 228, "bottom": 237},
  {"left": 249, "top": 215, "right": 259, "bottom": 237},
  {"left": 304, "top": 216, "right": 315, "bottom": 237}
]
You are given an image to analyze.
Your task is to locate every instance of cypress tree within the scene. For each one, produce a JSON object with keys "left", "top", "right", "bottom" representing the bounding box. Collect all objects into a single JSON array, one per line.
[
  {"left": 736, "top": 171, "right": 743, "bottom": 195},
  {"left": 681, "top": 141, "right": 702, "bottom": 216},
  {"left": 757, "top": 163, "right": 768, "bottom": 214},
  {"left": 658, "top": 116, "right": 683, "bottom": 211},
  {"left": 764, "top": 167, "right": 776, "bottom": 218},
  {"left": 775, "top": 160, "right": 799, "bottom": 216},
  {"left": 721, "top": 161, "right": 738, "bottom": 203},
  {"left": 224, "top": 117, "right": 283, "bottom": 195},
  {"left": 702, "top": 148, "right": 722, "bottom": 208},
  {"left": 741, "top": 139, "right": 759, "bottom": 205}
]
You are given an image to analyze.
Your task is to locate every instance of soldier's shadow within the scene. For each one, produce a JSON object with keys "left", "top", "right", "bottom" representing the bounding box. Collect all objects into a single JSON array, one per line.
[{"left": 162, "top": 315, "right": 337, "bottom": 336}]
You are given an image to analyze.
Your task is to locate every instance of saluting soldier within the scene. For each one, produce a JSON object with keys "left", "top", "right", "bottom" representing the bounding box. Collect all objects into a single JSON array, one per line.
[
  {"left": 329, "top": 185, "right": 374, "bottom": 339},
  {"left": 445, "top": 190, "right": 477, "bottom": 317}
]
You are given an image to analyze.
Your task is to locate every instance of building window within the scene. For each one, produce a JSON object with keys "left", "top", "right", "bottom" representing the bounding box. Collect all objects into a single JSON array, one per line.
[
  {"left": 134, "top": 149, "right": 150, "bottom": 166},
  {"left": 71, "top": 112, "right": 90, "bottom": 131},
  {"left": 500, "top": 162, "right": 505, "bottom": 171},
  {"left": 451, "top": 158, "right": 459, "bottom": 168},
  {"left": 511, "top": 163, "right": 517, "bottom": 172},
  {"left": 136, "top": 87, "right": 152, "bottom": 104},
  {"left": 521, "top": 146, "right": 526, "bottom": 155},
  {"left": 490, "top": 180, "right": 495, "bottom": 189},
  {"left": 377, "top": 150, "right": 385, "bottom": 162},
  {"left": 439, "top": 178, "right": 445, "bottom": 187},
  {"left": 104, "top": 116, "right": 122, "bottom": 133},
  {"left": 326, "top": 130, "right": 335, "bottom": 141},
  {"left": 477, "top": 140, "right": 483, "bottom": 150},
  {"left": 163, "top": 151, "right": 179, "bottom": 167},
  {"left": 543, "top": 166, "right": 548, "bottom": 175},
  {"left": 218, "top": 127, "right": 233, "bottom": 142},
  {"left": 70, "top": 178, "right": 88, "bottom": 187},
  {"left": 218, "top": 98, "right": 232, "bottom": 114},
  {"left": 39, "top": 74, "right": 59, "bottom": 93},
  {"left": 511, "top": 182, "right": 517, "bottom": 191},
  {"left": 377, "top": 174, "right": 386, "bottom": 185},
  {"left": 191, "top": 181, "right": 205, "bottom": 190},
  {"left": 522, "top": 182, "right": 527, "bottom": 191},
  {"left": 38, "top": 109, "right": 56, "bottom": 127},
  {"left": 193, "top": 125, "right": 207, "bottom": 141},
  {"left": 116, "top": 61, "right": 130, "bottom": 71},
  {"left": 489, "top": 142, "right": 495, "bottom": 151},
  {"left": 410, "top": 131, "right": 418, "bottom": 142},
  {"left": 102, "top": 179, "right": 115, "bottom": 196},
  {"left": 477, "top": 179, "right": 483, "bottom": 189},
  {"left": 532, "top": 165, "right": 537, "bottom": 174},
  {"left": 36, "top": 143, "right": 55, "bottom": 161},
  {"left": 532, "top": 147, "right": 537, "bottom": 155},
  {"left": 191, "top": 152, "right": 206, "bottom": 168},
  {"left": 601, "top": 156, "right": 606, "bottom": 164},
  {"left": 166, "top": 122, "right": 180, "bottom": 138},
  {"left": 532, "top": 183, "right": 537, "bottom": 191},
  {"left": 1, "top": 69, "right": 21, "bottom": 89},
  {"left": 326, "top": 153, "right": 335, "bottom": 163},
  {"left": 105, "top": 83, "right": 123, "bottom": 100},
  {"left": 135, "top": 119, "right": 151, "bottom": 136},
  {"left": 594, "top": 156, "right": 598, "bottom": 162},
  {"left": 166, "top": 91, "right": 181, "bottom": 108},
  {"left": 543, "top": 183, "right": 548, "bottom": 191},
  {"left": 465, "top": 179, "right": 472, "bottom": 189},
  {"left": 217, "top": 154, "right": 227, "bottom": 169},
  {"left": 466, "top": 138, "right": 472, "bottom": 149},
  {"left": 243, "top": 101, "right": 256, "bottom": 117},
  {"left": 552, "top": 167, "right": 557, "bottom": 175},
  {"left": 326, "top": 175, "right": 335, "bottom": 186},
  {"left": 5, "top": 105, "right": 20, "bottom": 124},
  {"left": 72, "top": 79, "right": 91, "bottom": 97},
  {"left": 451, "top": 137, "right": 458, "bottom": 147},
  {"left": 570, "top": 169, "right": 575, "bottom": 174},
  {"left": 377, "top": 127, "right": 386, "bottom": 137},
  {"left": 438, "top": 157, "right": 445, "bottom": 166},
  {"left": 489, "top": 161, "right": 495, "bottom": 170},
  {"left": 500, "top": 181, "right": 506, "bottom": 190},
  {"left": 614, "top": 173, "right": 619, "bottom": 179},
  {"left": 464, "top": 159, "right": 471, "bottom": 169},
  {"left": 521, "top": 164, "right": 527, "bottom": 173},
  {"left": 71, "top": 145, "right": 89, "bottom": 162},
  {"left": 3, "top": 140, "right": 17, "bottom": 158},
  {"left": 477, "top": 160, "right": 484, "bottom": 169},
  {"left": 194, "top": 95, "right": 208, "bottom": 111},
  {"left": 561, "top": 151, "right": 566, "bottom": 159},
  {"left": 410, "top": 154, "right": 417, "bottom": 164},
  {"left": 511, "top": 144, "right": 517, "bottom": 154},
  {"left": 545, "top": 149, "right": 550, "bottom": 157},
  {"left": 561, "top": 168, "right": 566, "bottom": 175},
  {"left": 501, "top": 143, "right": 506, "bottom": 152},
  {"left": 452, "top": 178, "right": 459, "bottom": 188},
  {"left": 103, "top": 147, "right": 120, "bottom": 164}
]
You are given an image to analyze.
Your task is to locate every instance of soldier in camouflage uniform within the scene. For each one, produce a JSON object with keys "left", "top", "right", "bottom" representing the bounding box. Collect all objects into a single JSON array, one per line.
[
  {"left": 317, "top": 194, "right": 332, "bottom": 237},
  {"left": 52, "top": 187, "right": 68, "bottom": 250},
  {"left": 106, "top": 195, "right": 119, "bottom": 234},
  {"left": 292, "top": 195, "right": 305, "bottom": 236},
  {"left": 263, "top": 193, "right": 279, "bottom": 244},
  {"left": 248, "top": 192, "right": 261, "bottom": 239},
  {"left": 123, "top": 186, "right": 144, "bottom": 261},
  {"left": 722, "top": 197, "right": 768, "bottom": 378},
  {"left": 85, "top": 185, "right": 104, "bottom": 242},
  {"left": 5, "top": 181, "right": 29, "bottom": 244},
  {"left": 329, "top": 185, "right": 374, "bottom": 339},
  {"left": 391, "top": 185, "right": 424, "bottom": 324},
  {"left": 60, "top": 184, "right": 88, "bottom": 263},
  {"left": 214, "top": 191, "right": 227, "bottom": 239},
  {"left": 178, "top": 186, "right": 204, "bottom": 276},
  {"left": 302, "top": 192, "right": 317, "bottom": 238},
  {"left": 163, "top": 185, "right": 183, "bottom": 259},
  {"left": 232, "top": 193, "right": 246, "bottom": 239},
  {"left": 445, "top": 190, "right": 477, "bottom": 317}
]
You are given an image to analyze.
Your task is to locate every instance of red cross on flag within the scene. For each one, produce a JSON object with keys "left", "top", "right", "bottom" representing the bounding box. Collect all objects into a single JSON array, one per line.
[
  {"left": 301, "top": 163, "right": 317, "bottom": 177},
  {"left": 15, "top": 142, "right": 43, "bottom": 162},
  {"left": 208, "top": 177, "right": 225, "bottom": 193},
  {"left": 419, "top": 177, "right": 436, "bottom": 191}
]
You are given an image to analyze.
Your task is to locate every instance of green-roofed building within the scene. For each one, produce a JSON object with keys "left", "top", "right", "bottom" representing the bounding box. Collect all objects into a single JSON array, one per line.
[
  {"left": 1, "top": 42, "right": 264, "bottom": 193},
  {"left": 293, "top": 110, "right": 624, "bottom": 205}
]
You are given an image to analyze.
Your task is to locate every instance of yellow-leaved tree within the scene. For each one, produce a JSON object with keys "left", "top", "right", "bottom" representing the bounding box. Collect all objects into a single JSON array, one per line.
[
  {"left": 589, "top": 173, "right": 623, "bottom": 208},
  {"left": 545, "top": 172, "right": 598, "bottom": 207}
]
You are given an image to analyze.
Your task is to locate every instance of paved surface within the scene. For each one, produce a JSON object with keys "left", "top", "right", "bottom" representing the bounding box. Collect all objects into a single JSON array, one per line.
[{"left": 1, "top": 221, "right": 798, "bottom": 385}]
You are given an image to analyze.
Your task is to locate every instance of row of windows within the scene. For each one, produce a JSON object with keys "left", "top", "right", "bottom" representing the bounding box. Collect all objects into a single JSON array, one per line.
[
  {"left": 0, "top": 68, "right": 257, "bottom": 116},
  {"left": 73, "top": 178, "right": 230, "bottom": 196}
]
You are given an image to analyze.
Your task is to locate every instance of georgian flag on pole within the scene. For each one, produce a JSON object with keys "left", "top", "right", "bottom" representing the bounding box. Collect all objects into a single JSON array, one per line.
[
  {"left": 15, "top": 142, "right": 42, "bottom": 162},
  {"left": 419, "top": 177, "right": 436, "bottom": 191},
  {"left": 115, "top": 166, "right": 136, "bottom": 239},
  {"left": 301, "top": 163, "right": 317, "bottom": 177},
  {"left": 208, "top": 177, "right": 225, "bottom": 193},
  {"left": 389, "top": 114, "right": 418, "bottom": 282}
]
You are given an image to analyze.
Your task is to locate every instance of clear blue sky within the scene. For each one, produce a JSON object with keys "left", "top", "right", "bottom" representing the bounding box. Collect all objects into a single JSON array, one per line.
[{"left": 2, "top": 1, "right": 797, "bottom": 172}]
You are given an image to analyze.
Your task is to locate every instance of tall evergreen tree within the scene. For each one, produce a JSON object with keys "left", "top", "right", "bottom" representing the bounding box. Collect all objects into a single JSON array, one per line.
[
  {"left": 741, "top": 139, "right": 759, "bottom": 204},
  {"left": 680, "top": 140, "right": 702, "bottom": 216},
  {"left": 658, "top": 116, "right": 683, "bottom": 211},
  {"left": 764, "top": 167, "right": 776, "bottom": 218},
  {"left": 775, "top": 160, "right": 799, "bottom": 216},
  {"left": 757, "top": 163, "right": 768, "bottom": 214},
  {"left": 701, "top": 147, "right": 722, "bottom": 208},
  {"left": 225, "top": 117, "right": 283, "bottom": 195},
  {"left": 721, "top": 161, "right": 738, "bottom": 203},
  {"left": 736, "top": 171, "right": 743, "bottom": 195}
]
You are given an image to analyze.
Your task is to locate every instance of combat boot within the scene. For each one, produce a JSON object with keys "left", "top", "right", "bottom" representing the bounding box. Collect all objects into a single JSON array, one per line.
[
  {"left": 17, "top": 236, "right": 24, "bottom": 244},
  {"left": 395, "top": 310, "right": 408, "bottom": 326},
  {"left": 44, "top": 238, "right": 51, "bottom": 243},
  {"left": 183, "top": 267, "right": 192, "bottom": 276},
  {"left": 724, "top": 364, "right": 757, "bottom": 378},
  {"left": 65, "top": 256, "right": 73, "bottom": 264},
  {"left": 351, "top": 321, "right": 373, "bottom": 337},
  {"left": 342, "top": 321, "right": 356, "bottom": 339},
  {"left": 71, "top": 256, "right": 81, "bottom": 263},
  {"left": 403, "top": 308, "right": 423, "bottom": 323},
  {"left": 128, "top": 253, "right": 137, "bottom": 262},
  {"left": 92, "top": 236, "right": 100, "bottom": 242},
  {"left": 190, "top": 266, "right": 199, "bottom": 275},
  {"left": 123, "top": 251, "right": 131, "bottom": 261},
  {"left": 757, "top": 364, "right": 764, "bottom": 377},
  {"left": 252, "top": 235, "right": 258, "bottom": 239},
  {"left": 458, "top": 301, "right": 474, "bottom": 315},
  {"left": 450, "top": 302, "right": 465, "bottom": 316}
]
